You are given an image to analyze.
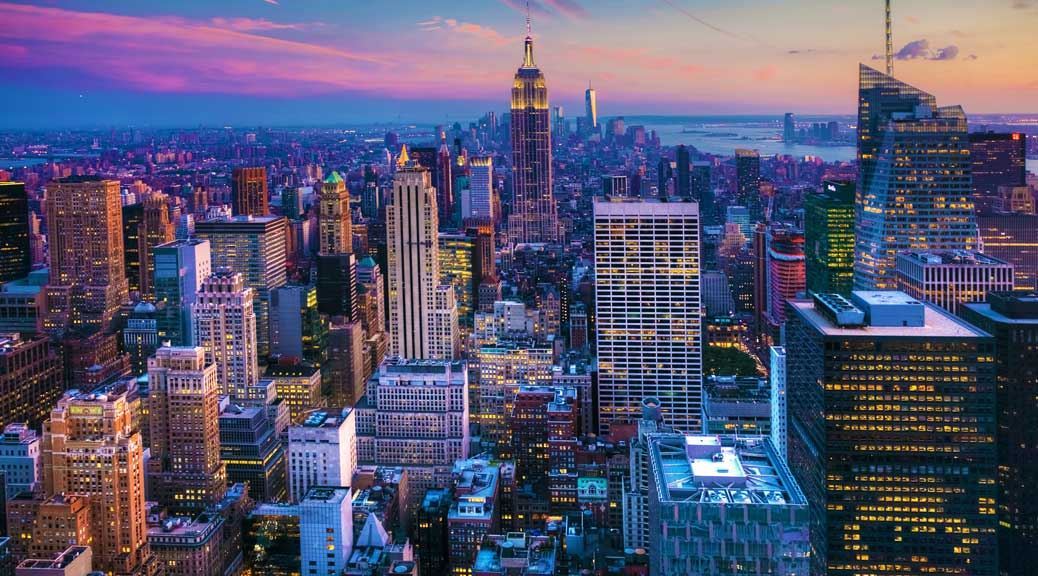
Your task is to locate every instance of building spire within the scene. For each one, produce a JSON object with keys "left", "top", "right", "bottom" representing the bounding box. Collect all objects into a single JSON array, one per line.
[
  {"left": 885, "top": 0, "right": 894, "bottom": 75},
  {"left": 521, "top": 0, "right": 536, "bottom": 68},
  {"left": 396, "top": 144, "right": 410, "bottom": 169}
]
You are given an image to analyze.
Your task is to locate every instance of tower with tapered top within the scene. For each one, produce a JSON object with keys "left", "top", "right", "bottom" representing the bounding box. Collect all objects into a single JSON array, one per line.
[{"left": 508, "top": 22, "right": 560, "bottom": 245}]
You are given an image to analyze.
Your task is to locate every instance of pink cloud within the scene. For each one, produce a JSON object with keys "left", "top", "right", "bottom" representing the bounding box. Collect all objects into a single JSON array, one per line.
[
  {"left": 209, "top": 17, "right": 307, "bottom": 32},
  {"left": 752, "top": 65, "right": 778, "bottom": 81},
  {"left": 419, "top": 16, "right": 512, "bottom": 46},
  {"left": 0, "top": 1, "right": 519, "bottom": 99},
  {"left": 571, "top": 45, "right": 703, "bottom": 75}
]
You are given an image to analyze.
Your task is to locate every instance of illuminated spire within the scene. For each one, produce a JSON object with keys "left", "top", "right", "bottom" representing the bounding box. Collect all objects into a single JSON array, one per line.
[{"left": 396, "top": 144, "right": 410, "bottom": 168}]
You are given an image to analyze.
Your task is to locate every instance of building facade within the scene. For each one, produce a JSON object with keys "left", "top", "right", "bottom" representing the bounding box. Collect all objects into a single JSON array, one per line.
[
  {"left": 191, "top": 271, "right": 261, "bottom": 401},
  {"left": 593, "top": 199, "right": 702, "bottom": 434},
  {"left": 896, "top": 249, "right": 1014, "bottom": 314}
]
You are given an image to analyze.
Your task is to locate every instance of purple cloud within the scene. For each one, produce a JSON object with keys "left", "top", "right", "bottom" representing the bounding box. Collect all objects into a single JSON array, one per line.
[{"left": 875, "top": 39, "right": 966, "bottom": 61}]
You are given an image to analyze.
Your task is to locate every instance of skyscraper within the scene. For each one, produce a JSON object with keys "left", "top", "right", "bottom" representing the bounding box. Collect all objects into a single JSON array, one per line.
[
  {"left": 786, "top": 291, "right": 996, "bottom": 575},
  {"left": 437, "top": 135, "right": 454, "bottom": 227},
  {"left": 675, "top": 145, "right": 690, "bottom": 199},
  {"left": 960, "top": 292, "right": 1038, "bottom": 576},
  {"left": 765, "top": 226, "right": 805, "bottom": 330},
  {"left": 147, "top": 346, "right": 227, "bottom": 513},
  {"left": 44, "top": 176, "right": 129, "bottom": 334},
  {"left": 231, "top": 166, "right": 269, "bottom": 217},
  {"left": 191, "top": 271, "right": 261, "bottom": 402},
  {"left": 0, "top": 182, "right": 30, "bottom": 284},
  {"left": 152, "top": 238, "right": 212, "bottom": 346},
  {"left": 854, "top": 64, "right": 978, "bottom": 290},
  {"left": 122, "top": 194, "right": 173, "bottom": 297},
  {"left": 318, "top": 171, "right": 352, "bottom": 255},
  {"left": 977, "top": 211, "right": 1038, "bottom": 290},
  {"left": 735, "top": 149, "right": 761, "bottom": 221},
  {"left": 195, "top": 215, "right": 287, "bottom": 358},
  {"left": 969, "top": 131, "right": 1027, "bottom": 206},
  {"left": 593, "top": 199, "right": 702, "bottom": 434},
  {"left": 895, "top": 249, "right": 1014, "bottom": 314},
  {"left": 804, "top": 180, "right": 855, "bottom": 295},
  {"left": 386, "top": 146, "right": 459, "bottom": 360},
  {"left": 783, "top": 112, "right": 795, "bottom": 142},
  {"left": 509, "top": 34, "right": 560, "bottom": 245},
  {"left": 299, "top": 486, "right": 353, "bottom": 576},
  {"left": 288, "top": 409, "right": 357, "bottom": 502},
  {"left": 584, "top": 85, "right": 597, "bottom": 134},
  {"left": 41, "top": 387, "right": 155, "bottom": 575},
  {"left": 467, "top": 156, "right": 494, "bottom": 221},
  {"left": 0, "top": 334, "right": 63, "bottom": 431}
]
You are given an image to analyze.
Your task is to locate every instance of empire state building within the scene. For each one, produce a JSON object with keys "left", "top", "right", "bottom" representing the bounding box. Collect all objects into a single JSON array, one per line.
[{"left": 509, "top": 34, "right": 561, "bottom": 245}]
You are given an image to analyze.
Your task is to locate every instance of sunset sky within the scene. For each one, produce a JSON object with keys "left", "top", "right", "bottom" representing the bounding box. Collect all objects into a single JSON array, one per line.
[{"left": 1, "top": 0, "right": 1035, "bottom": 127}]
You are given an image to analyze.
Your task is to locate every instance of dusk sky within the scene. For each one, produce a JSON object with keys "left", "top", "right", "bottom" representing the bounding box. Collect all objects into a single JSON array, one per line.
[{"left": 2, "top": 0, "right": 1036, "bottom": 128}]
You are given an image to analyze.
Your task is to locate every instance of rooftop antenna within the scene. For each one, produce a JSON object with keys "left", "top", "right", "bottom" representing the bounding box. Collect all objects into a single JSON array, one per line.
[
  {"left": 884, "top": 0, "right": 892, "bottom": 75},
  {"left": 523, "top": 0, "right": 531, "bottom": 37}
]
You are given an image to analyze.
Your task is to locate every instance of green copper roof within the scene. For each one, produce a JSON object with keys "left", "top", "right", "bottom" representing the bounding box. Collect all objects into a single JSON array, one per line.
[{"left": 324, "top": 171, "right": 344, "bottom": 184}]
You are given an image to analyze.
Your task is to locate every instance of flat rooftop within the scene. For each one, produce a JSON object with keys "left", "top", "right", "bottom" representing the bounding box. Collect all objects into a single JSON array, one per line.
[
  {"left": 650, "top": 435, "right": 806, "bottom": 507},
  {"left": 790, "top": 297, "right": 987, "bottom": 338},
  {"left": 898, "top": 249, "right": 1010, "bottom": 267}
]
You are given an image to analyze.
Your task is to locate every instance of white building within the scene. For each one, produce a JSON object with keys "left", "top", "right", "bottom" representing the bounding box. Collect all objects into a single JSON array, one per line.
[
  {"left": 191, "top": 271, "right": 261, "bottom": 402},
  {"left": 300, "top": 486, "right": 353, "bottom": 576},
  {"left": 0, "top": 423, "right": 40, "bottom": 495},
  {"left": 769, "top": 346, "right": 787, "bottom": 462},
  {"left": 386, "top": 146, "right": 459, "bottom": 360},
  {"left": 288, "top": 409, "right": 357, "bottom": 503},
  {"left": 593, "top": 199, "right": 703, "bottom": 434},
  {"left": 355, "top": 359, "right": 469, "bottom": 510}
]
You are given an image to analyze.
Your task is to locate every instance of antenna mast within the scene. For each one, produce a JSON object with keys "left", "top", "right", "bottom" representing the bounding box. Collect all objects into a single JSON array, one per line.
[
  {"left": 523, "top": 0, "right": 531, "bottom": 36},
  {"left": 884, "top": 0, "right": 892, "bottom": 75}
]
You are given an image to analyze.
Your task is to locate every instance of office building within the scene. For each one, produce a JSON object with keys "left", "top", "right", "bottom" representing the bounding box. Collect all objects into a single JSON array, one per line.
[
  {"left": 15, "top": 546, "right": 92, "bottom": 576},
  {"left": 436, "top": 136, "right": 454, "bottom": 226},
  {"left": 195, "top": 215, "right": 287, "bottom": 358},
  {"left": 44, "top": 176, "right": 129, "bottom": 334},
  {"left": 153, "top": 238, "right": 212, "bottom": 346},
  {"left": 977, "top": 211, "right": 1038, "bottom": 290},
  {"left": 147, "top": 346, "right": 226, "bottom": 512},
  {"left": 854, "top": 65, "right": 978, "bottom": 290},
  {"left": 414, "top": 489, "right": 451, "bottom": 576},
  {"left": 647, "top": 435, "right": 809, "bottom": 575},
  {"left": 299, "top": 486, "right": 353, "bottom": 576},
  {"left": 41, "top": 387, "right": 155, "bottom": 575},
  {"left": 356, "top": 256, "right": 385, "bottom": 337},
  {"left": 356, "top": 359, "right": 469, "bottom": 510},
  {"left": 735, "top": 149, "right": 761, "bottom": 221},
  {"left": 961, "top": 292, "right": 1038, "bottom": 576},
  {"left": 701, "top": 375, "right": 771, "bottom": 436},
  {"left": 218, "top": 401, "right": 287, "bottom": 502},
  {"left": 447, "top": 457, "right": 501, "bottom": 573},
  {"left": 805, "top": 180, "right": 855, "bottom": 295},
  {"left": 896, "top": 250, "right": 1014, "bottom": 314},
  {"left": 318, "top": 171, "right": 352, "bottom": 255},
  {"left": 675, "top": 145, "right": 690, "bottom": 199},
  {"left": 326, "top": 318, "right": 366, "bottom": 409},
  {"left": 601, "top": 175, "right": 628, "bottom": 199},
  {"left": 769, "top": 346, "right": 787, "bottom": 462},
  {"left": 122, "top": 195, "right": 173, "bottom": 297},
  {"left": 969, "top": 132, "right": 1027, "bottom": 206},
  {"left": 270, "top": 284, "right": 328, "bottom": 366},
  {"left": 0, "top": 424, "right": 40, "bottom": 496},
  {"left": 0, "top": 334, "right": 63, "bottom": 431},
  {"left": 593, "top": 199, "right": 702, "bottom": 434},
  {"left": 264, "top": 363, "right": 323, "bottom": 424},
  {"left": 147, "top": 515, "right": 225, "bottom": 576},
  {"left": 0, "top": 183, "right": 30, "bottom": 284},
  {"left": 474, "top": 338, "right": 554, "bottom": 454},
  {"left": 287, "top": 409, "right": 357, "bottom": 502},
  {"left": 467, "top": 156, "right": 494, "bottom": 221},
  {"left": 786, "top": 291, "right": 997, "bottom": 575},
  {"left": 123, "top": 302, "right": 159, "bottom": 374},
  {"left": 509, "top": 34, "right": 561, "bottom": 245},
  {"left": 783, "top": 112, "right": 795, "bottom": 142},
  {"left": 691, "top": 161, "right": 714, "bottom": 223},
  {"left": 387, "top": 147, "right": 459, "bottom": 360},
  {"left": 0, "top": 269, "right": 47, "bottom": 334},
  {"left": 438, "top": 233, "right": 475, "bottom": 326},
  {"left": 510, "top": 385, "right": 577, "bottom": 491},
  {"left": 765, "top": 226, "right": 805, "bottom": 330},
  {"left": 191, "top": 271, "right": 261, "bottom": 401},
  {"left": 231, "top": 167, "right": 269, "bottom": 217}
]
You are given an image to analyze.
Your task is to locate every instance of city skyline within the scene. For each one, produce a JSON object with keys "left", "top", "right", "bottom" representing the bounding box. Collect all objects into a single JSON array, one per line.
[{"left": 2, "top": 0, "right": 1037, "bottom": 128}]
